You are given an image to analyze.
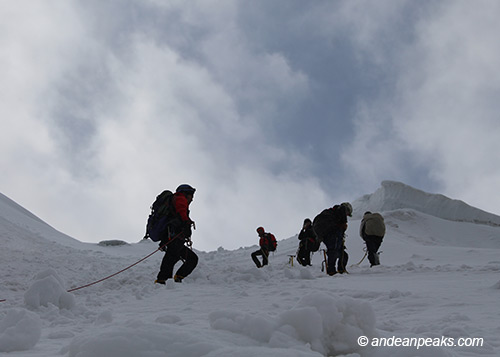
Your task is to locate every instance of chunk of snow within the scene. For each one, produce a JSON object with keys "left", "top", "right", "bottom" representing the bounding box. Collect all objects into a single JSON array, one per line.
[
  {"left": 210, "top": 292, "right": 377, "bottom": 356},
  {"left": 24, "top": 269, "right": 75, "bottom": 310},
  {"left": 0, "top": 309, "right": 41, "bottom": 352}
]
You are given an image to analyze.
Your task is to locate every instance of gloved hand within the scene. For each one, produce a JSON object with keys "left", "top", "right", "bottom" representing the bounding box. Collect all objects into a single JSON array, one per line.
[{"left": 182, "top": 223, "right": 192, "bottom": 239}]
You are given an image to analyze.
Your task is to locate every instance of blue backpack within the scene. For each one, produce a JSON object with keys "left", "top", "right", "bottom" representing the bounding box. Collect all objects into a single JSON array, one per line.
[{"left": 144, "top": 190, "right": 174, "bottom": 242}]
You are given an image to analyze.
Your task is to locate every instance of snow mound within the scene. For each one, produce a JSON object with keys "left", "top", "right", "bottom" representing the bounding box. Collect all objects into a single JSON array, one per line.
[
  {"left": 352, "top": 181, "right": 500, "bottom": 226},
  {"left": 65, "top": 321, "right": 222, "bottom": 357},
  {"left": 0, "top": 309, "right": 42, "bottom": 352},
  {"left": 24, "top": 268, "right": 75, "bottom": 310},
  {"left": 209, "top": 292, "right": 376, "bottom": 356},
  {"left": 64, "top": 322, "right": 323, "bottom": 357}
]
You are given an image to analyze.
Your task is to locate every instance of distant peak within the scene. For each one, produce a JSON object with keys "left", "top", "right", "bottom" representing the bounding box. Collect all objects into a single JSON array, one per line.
[{"left": 353, "top": 181, "right": 500, "bottom": 226}]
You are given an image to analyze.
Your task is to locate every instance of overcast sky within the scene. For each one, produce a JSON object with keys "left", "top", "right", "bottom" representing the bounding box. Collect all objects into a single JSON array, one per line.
[{"left": 1, "top": 0, "right": 499, "bottom": 251}]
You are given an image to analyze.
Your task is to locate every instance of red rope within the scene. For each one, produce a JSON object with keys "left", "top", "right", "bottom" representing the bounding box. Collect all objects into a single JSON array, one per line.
[
  {"left": 67, "top": 245, "right": 161, "bottom": 293},
  {"left": 67, "top": 235, "right": 181, "bottom": 293},
  {"left": 0, "top": 234, "right": 183, "bottom": 302}
]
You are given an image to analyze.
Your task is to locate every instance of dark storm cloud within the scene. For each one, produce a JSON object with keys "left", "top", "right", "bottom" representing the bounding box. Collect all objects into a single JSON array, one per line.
[{"left": 1, "top": 0, "right": 499, "bottom": 251}]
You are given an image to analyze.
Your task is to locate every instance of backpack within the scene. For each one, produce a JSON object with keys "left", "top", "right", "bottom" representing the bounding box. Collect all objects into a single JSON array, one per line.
[
  {"left": 313, "top": 205, "right": 344, "bottom": 242},
  {"left": 144, "top": 190, "right": 174, "bottom": 242},
  {"left": 308, "top": 236, "right": 320, "bottom": 252},
  {"left": 261, "top": 233, "right": 277, "bottom": 252},
  {"left": 328, "top": 205, "right": 344, "bottom": 224},
  {"left": 268, "top": 233, "right": 277, "bottom": 252},
  {"left": 362, "top": 213, "right": 386, "bottom": 237}
]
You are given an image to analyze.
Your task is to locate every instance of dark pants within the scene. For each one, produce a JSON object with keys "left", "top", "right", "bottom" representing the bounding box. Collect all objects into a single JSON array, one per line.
[
  {"left": 251, "top": 248, "right": 268, "bottom": 268},
  {"left": 157, "top": 240, "right": 198, "bottom": 281},
  {"left": 363, "top": 235, "right": 383, "bottom": 266},
  {"left": 323, "top": 230, "right": 348, "bottom": 274},
  {"left": 297, "top": 242, "right": 311, "bottom": 266}
]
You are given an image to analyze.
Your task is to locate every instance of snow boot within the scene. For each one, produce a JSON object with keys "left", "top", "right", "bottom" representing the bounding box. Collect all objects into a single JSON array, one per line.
[{"left": 370, "top": 252, "right": 380, "bottom": 267}]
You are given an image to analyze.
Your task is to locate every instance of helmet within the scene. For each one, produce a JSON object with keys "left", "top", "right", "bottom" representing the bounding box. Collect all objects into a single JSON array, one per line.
[
  {"left": 176, "top": 184, "right": 196, "bottom": 194},
  {"left": 303, "top": 218, "right": 312, "bottom": 225},
  {"left": 256, "top": 227, "right": 265, "bottom": 234},
  {"left": 341, "top": 202, "right": 353, "bottom": 217}
]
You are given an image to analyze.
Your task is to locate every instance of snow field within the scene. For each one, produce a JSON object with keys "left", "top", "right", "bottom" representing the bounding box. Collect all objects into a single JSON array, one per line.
[{"left": 1, "top": 183, "right": 500, "bottom": 356}]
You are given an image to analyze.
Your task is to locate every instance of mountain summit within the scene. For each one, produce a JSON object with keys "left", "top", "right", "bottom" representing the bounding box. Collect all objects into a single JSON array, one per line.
[{"left": 352, "top": 180, "right": 500, "bottom": 226}]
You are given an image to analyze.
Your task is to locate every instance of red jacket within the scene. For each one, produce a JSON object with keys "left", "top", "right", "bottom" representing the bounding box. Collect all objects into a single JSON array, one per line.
[{"left": 173, "top": 192, "right": 192, "bottom": 223}]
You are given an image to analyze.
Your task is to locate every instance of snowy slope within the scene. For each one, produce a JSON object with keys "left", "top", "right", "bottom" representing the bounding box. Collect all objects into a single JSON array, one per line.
[
  {"left": 352, "top": 180, "right": 500, "bottom": 226},
  {"left": 0, "top": 192, "right": 84, "bottom": 249},
  {"left": 1, "top": 183, "right": 500, "bottom": 356}
]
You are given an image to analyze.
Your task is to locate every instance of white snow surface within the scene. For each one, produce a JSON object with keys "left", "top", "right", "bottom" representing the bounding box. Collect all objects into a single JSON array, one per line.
[{"left": 1, "top": 182, "right": 500, "bottom": 356}]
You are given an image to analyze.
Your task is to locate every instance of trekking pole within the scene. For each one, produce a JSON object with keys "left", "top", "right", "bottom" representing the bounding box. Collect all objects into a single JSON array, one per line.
[
  {"left": 321, "top": 249, "right": 328, "bottom": 273},
  {"left": 262, "top": 248, "right": 270, "bottom": 266},
  {"left": 288, "top": 255, "right": 295, "bottom": 266},
  {"left": 340, "top": 234, "right": 349, "bottom": 274}
]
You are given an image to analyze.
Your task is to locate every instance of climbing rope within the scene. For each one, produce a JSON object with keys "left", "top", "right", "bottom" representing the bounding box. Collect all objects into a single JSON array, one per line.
[
  {"left": 68, "top": 232, "right": 184, "bottom": 292},
  {"left": 0, "top": 232, "right": 184, "bottom": 302},
  {"left": 350, "top": 246, "right": 368, "bottom": 267}
]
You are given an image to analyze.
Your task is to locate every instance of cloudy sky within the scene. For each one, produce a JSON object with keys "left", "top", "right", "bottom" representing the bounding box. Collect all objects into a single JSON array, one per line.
[{"left": 1, "top": 0, "right": 499, "bottom": 251}]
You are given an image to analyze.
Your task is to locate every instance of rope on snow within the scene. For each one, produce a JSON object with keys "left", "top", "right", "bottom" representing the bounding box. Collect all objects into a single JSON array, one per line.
[{"left": 0, "top": 232, "right": 185, "bottom": 302}]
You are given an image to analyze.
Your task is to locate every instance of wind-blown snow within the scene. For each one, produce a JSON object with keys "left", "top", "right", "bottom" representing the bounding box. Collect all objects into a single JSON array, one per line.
[{"left": 1, "top": 183, "right": 499, "bottom": 356}]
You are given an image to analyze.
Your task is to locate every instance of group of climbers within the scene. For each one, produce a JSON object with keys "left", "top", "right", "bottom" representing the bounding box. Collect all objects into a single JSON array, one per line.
[
  {"left": 252, "top": 203, "right": 386, "bottom": 275},
  {"left": 145, "top": 184, "right": 386, "bottom": 283}
]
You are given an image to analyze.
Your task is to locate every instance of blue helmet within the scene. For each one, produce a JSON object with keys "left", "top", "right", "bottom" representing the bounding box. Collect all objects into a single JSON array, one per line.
[{"left": 176, "top": 184, "right": 196, "bottom": 194}]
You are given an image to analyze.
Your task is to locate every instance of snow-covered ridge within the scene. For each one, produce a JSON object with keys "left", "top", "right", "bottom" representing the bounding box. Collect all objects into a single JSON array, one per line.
[
  {"left": 0, "top": 192, "right": 46, "bottom": 226},
  {"left": 352, "top": 180, "right": 500, "bottom": 226},
  {"left": 0, "top": 192, "right": 82, "bottom": 247}
]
